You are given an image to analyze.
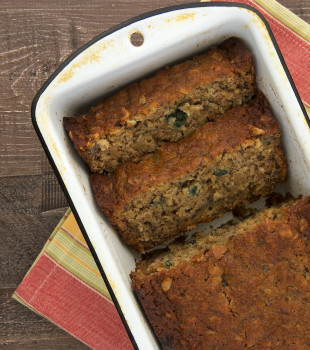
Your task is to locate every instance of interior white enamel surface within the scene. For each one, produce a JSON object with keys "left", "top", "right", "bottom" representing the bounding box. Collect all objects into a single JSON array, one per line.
[{"left": 34, "top": 5, "right": 310, "bottom": 349}]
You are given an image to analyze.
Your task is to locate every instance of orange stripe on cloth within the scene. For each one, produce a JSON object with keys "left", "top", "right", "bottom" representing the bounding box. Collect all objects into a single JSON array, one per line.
[{"left": 62, "top": 211, "right": 88, "bottom": 247}]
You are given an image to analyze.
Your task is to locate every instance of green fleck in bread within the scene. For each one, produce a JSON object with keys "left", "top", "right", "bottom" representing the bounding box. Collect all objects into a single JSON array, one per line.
[
  {"left": 91, "top": 92, "right": 287, "bottom": 252},
  {"left": 131, "top": 196, "right": 310, "bottom": 349},
  {"left": 64, "top": 37, "right": 256, "bottom": 173}
]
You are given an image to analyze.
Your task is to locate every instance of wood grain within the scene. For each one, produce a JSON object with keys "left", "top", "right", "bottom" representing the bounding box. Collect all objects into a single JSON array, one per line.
[{"left": 0, "top": 0, "right": 309, "bottom": 348}]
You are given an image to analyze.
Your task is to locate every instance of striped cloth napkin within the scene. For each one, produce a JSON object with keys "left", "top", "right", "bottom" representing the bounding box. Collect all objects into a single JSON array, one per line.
[{"left": 14, "top": 0, "right": 310, "bottom": 349}]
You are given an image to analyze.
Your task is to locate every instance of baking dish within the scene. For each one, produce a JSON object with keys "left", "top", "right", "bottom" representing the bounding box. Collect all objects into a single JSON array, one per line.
[{"left": 32, "top": 2, "right": 310, "bottom": 349}]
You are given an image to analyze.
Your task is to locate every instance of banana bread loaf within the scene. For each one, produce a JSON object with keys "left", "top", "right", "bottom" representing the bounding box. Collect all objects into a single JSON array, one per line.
[
  {"left": 131, "top": 196, "right": 310, "bottom": 349},
  {"left": 64, "top": 37, "right": 256, "bottom": 173},
  {"left": 91, "top": 93, "right": 287, "bottom": 252}
]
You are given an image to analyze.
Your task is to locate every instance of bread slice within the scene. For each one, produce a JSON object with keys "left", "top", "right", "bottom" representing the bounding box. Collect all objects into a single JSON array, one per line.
[
  {"left": 91, "top": 93, "right": 287, "bottom": 252},
  {"left": 64, "top": 37, "right": 256, "bottom": 173},
  {"left": 131, "top": 196, "right": 310, "bottom": 349}
]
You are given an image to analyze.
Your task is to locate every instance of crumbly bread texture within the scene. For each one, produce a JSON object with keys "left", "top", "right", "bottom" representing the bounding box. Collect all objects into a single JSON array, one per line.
[
  {"left": 91, "top": 93, "right": 287, "bottom": 252},
  {"left": 64, "top": 37, "right": 256, "bottom": 173},
  {"left": 131, "top": 196, "right": 310, "bottom": 349}
]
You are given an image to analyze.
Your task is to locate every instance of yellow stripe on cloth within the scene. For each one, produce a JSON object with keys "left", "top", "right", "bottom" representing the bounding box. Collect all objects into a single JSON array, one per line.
[
  {"left": 62, "top": 211, "right": 88, "bottom": 247},
  {"left": 255, "top": 0, "right": 310, "bottom": 41},
  {"left": 44, "top": 211, "right": 111, "bottom": 298},
  {"left": 51, "top": 239, "right": 101, "bottom": 278}
]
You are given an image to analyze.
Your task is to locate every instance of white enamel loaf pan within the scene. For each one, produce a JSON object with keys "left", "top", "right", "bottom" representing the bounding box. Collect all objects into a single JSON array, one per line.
[{"left": 32, "top": 2, "right": 310, "bottom": 349}]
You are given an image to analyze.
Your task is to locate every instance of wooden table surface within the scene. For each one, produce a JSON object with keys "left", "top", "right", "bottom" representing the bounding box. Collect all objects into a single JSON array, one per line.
[{"left": 0, "top": 0, "right": 309, "bottom": 348}]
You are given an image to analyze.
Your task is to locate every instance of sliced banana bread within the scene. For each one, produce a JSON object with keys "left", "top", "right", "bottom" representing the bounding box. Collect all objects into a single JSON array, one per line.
[
  {"left": 131, "top": 196, "right": 310, "bottom": 349},
  {"left": 64, "top": 37, "right": 256, "bottom": 173},
  {"left": 91, "top": 93, "right": 287, "bottom": 252}
]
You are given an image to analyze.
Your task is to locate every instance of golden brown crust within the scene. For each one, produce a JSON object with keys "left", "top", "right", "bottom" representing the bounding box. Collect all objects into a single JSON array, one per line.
[
  {"left": 91, "top": 92, "right": 283, "bottom": 216},
  {"left": 64, "top": 37, "right": 254, "bottom": 154},
  {"left": 131, "top": 197, "right": 310, "bottom": 349}
]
